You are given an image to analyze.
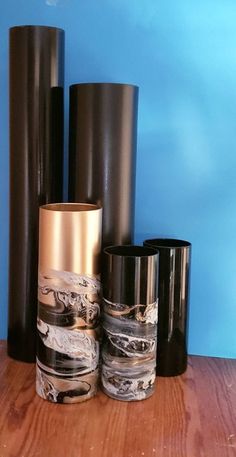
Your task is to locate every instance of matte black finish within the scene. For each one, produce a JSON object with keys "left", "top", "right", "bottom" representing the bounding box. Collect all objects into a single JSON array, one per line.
[
  {"left": 8, "top": 25, "right": 64, "bottom": 362},
  {"left": 103, "top": 245, "right": 159, "bottom": 306},
  {"left": 68, "top": 83, "right": 138, "bottom": 248},
  {"left": 144, "top": 239, "right": 191, "bottom": 376}
]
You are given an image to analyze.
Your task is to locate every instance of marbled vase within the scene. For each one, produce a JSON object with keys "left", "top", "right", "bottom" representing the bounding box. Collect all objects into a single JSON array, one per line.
[
  {"left": 101, "top": 245, "right": 159, "bottom": 401},
  {"left": 36, "top": 203, "right": 102, "bottom": 403}
]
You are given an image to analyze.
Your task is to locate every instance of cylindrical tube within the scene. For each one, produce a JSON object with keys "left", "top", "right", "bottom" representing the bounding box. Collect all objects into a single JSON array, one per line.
[
  {"left": 101, "top": 245, "right": 159, "bottom": 401},
  {"left": 36, "top": 203, "right": 102, "bottom": 404},
  {"left": 8, "top": 26, "right": 64, "bottom": 362},
  {"left": 68, "top": 83, "right": 138, "bottom": 248},
  {"left": 144, "top": 238, "right": 191, "bottom": 376}
]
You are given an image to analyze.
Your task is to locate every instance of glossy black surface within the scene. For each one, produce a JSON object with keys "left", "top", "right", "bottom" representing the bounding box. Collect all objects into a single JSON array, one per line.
[
  {"left": 144, "top": 239, "right": 191, "bottom": 376},
  {"left": 8, "top": 26, "right": 64, "bottom": 362},
  {"left": 68, "top": 83, "right": 138, "bottom": 248},
  {"left": 103, "top": 245, "right": 159, "bottom": 305}
]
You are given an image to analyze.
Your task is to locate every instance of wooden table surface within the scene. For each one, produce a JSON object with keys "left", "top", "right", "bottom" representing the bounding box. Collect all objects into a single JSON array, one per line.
[{"left": 0, "top": 341, "right": 235, "bottom": 457}]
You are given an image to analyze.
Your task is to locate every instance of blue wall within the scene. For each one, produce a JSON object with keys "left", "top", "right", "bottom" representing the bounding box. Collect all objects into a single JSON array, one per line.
[{"left": 1, "top": 0, "right": 236, "bottom": 358}]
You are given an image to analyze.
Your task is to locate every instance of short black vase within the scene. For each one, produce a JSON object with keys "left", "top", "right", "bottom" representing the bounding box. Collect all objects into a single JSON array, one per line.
[{"left": 144, "top": 238, "right": 191, "bottom": 376}]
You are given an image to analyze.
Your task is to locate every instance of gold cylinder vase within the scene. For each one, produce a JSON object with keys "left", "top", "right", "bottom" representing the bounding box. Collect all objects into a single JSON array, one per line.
[{"left": 36, "top": 203, "right": 102, "bottom": 404}]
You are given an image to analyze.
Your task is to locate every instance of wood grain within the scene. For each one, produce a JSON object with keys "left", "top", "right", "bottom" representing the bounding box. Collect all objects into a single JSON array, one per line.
[{"left": 0, "top": 341, "right": 235, "bottom": 457}]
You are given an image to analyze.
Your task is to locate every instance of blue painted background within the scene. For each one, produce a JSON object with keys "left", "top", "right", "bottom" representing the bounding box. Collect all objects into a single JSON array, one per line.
[{"left": 0, "top": 0, "right": 236, "bottom": 358}]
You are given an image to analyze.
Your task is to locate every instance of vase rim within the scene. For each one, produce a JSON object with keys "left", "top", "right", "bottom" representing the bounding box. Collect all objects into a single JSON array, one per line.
[
  {"left": 40, "top": 203, "right": 101, "bottom": 213},
  {"left": 10, "top": 25, "right": 64, "bottom": 33},
  {"left": 70, "top": 82, "right": 139, "bottom": 90},
  {"left": 104, "top": 244, "right": 158, "bottom": 258},
  {"left": 144, "top": 238, "right": 191, "bottom": 248}
]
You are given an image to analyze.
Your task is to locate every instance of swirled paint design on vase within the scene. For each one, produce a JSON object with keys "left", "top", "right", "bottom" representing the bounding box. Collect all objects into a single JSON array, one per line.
[
  {"left": 36, "top": 268, "right": 101, "bottom": 403},
  {"left": 101, "top": 298, "right": 158, "bottom": 401}
]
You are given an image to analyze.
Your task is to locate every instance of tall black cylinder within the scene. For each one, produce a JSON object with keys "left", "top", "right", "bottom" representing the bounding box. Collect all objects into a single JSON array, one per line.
[
  {"left": 68, "top": 83, "right": 138, "bottom": 248},
  {"left": 8, "top": 25, "right": 65, "bottom": 362},
  {"left": 102, "top": 245, "right": 159, "bottom": 401},
  {"left": 144, "top": 239, "right": 191, "bottom": 376}
]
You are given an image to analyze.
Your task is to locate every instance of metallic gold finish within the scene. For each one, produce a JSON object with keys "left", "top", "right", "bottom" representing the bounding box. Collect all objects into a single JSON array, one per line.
[
  {"left": 39, "top": 203, "right": 102, "bottom": 275},
  {"left": 36, "top": 203, "right": 102, "bottom": 404}
]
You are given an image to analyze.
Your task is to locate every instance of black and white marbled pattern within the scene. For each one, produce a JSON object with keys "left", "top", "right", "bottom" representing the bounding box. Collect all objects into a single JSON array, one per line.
[
  {"left": 37, "top": 319, "right": 99, "bottom": 374},
  {"left": 101, "top": 298, "right": 157, "bottom": 401},
  {"left": 102, "top": 313, "right": 156, "bottom": 358},
  {"left": 103, "top": 298, "right": 158, "bottom": 325},
  {"left": 36, "top": 362, "right": 99, "bottom": 403},
  {"left": 39, "top": 270, "right": 101, "bottom": 294},
  {"left": 38, "top": 270, "right": 101, "bottom": 328},
  {"left": 101, "top": 358, "right": 156, "bottom": 401},
  {"left": 36, "top": 269, "right": 100, "bottom": 404}
]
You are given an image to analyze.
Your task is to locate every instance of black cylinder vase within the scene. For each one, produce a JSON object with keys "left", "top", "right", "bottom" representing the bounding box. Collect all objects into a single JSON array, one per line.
[
  {"left": 144, "top": 239, "right": 191, "bottom": 376},
  {"left": 8, "top": 26, "right": 65, "bottom": 362},
  {"left": 102, "top": 245, "right": 159, "bottom": 401},
  {"left": 68, "top": 83, "right": 138, "bottom": 248}
]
